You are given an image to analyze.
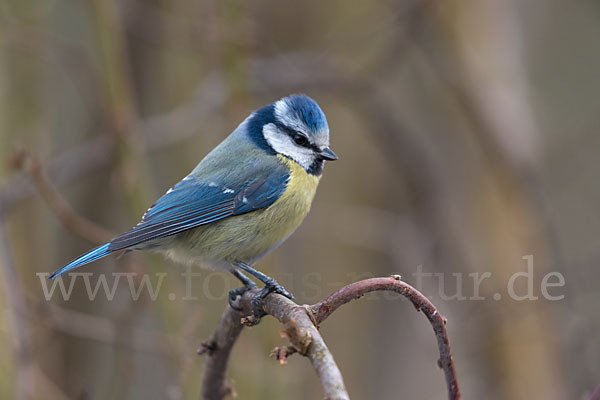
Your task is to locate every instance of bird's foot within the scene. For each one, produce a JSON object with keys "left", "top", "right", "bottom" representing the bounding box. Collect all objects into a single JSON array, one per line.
[
  {"left": 234, "top": 262, "right": 294, "bottom": 322},
  {"left": 250, "top": 280, "right": 294, "bottom": 319},
  {"left": 228, "top": 283, "right": 256, "bottom": 311}
]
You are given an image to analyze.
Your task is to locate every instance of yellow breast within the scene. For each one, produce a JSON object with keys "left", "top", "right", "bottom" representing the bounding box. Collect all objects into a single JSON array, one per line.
[
  {"left": 167, "top": 155, "right": 321, "bottom": 266},
  {"left": 273, "top": 154, "right": 321, "bottom": 217}
]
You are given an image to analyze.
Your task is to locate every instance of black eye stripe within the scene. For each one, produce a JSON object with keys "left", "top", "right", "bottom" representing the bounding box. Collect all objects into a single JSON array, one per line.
[
  {"left": 292, "top": 133, "right": 319, "bottom": 151},
  {"left": 275, "top": 123, "right": 301, "bottom": 138},
  {"left": 274, "top": 123, "right": 318, "bottom": 150}
]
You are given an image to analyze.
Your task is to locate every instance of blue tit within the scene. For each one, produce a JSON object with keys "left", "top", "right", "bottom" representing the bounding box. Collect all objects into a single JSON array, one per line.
[{"left": 49, "top": 94, "right": 338, "bottom": 316}]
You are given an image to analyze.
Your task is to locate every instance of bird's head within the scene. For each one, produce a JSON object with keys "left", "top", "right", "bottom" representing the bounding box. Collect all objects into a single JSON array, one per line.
[{"left": 248, "top": 94, "right": 338, "bottom": 175}]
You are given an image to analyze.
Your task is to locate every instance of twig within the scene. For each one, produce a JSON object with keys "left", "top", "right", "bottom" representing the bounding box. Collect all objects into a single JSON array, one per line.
[
  {"left": 8, "top": 150, "right": 115, "bottom": 244},
  {"left": 200, "top": 276, "right": 460, "bottom": 400},
  {"left": 200, "top": 287, "right": 349, "bottom": 400},
  {"left": 258, "top": 291, "right": 350, "bottom": 400},
  {"left": 310, "top": 275, "right": 460, "bottom": 400}
]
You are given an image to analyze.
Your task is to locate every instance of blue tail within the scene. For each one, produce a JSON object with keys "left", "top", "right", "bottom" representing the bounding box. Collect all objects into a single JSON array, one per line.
[{"left": 49, "top": 243, "right": 112, "bottom": 279}]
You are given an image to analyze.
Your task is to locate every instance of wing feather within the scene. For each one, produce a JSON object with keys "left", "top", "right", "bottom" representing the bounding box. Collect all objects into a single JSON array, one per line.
[{"left": 108, "top": 164, "right": 289, "bottom": 251}]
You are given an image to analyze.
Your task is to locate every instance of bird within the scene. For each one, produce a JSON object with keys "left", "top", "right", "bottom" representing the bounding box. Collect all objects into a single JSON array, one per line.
[{"left": 49, "top": 94, "right": 338, "bottom": 317}]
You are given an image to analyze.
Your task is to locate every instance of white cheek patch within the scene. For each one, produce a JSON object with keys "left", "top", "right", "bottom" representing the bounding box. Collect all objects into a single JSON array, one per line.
[{"left": 263, "top": 123, "right": 315, "bottom": 170}]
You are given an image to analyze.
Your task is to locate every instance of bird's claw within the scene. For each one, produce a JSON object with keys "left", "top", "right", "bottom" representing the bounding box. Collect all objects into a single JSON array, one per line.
[
  {"left": 228, "top": 283, "right": 256, "bottom": 311},
  {"left": 232, "top": 263, "right": 293, "bottom": 322},
  {"left": 250, "top": 280, "right": 294, "bottom": 319}
]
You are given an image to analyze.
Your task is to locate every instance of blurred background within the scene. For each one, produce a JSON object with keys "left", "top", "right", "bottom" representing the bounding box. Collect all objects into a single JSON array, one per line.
[{"left": 0, "top": 0, "right": 598, "bottom": 399}]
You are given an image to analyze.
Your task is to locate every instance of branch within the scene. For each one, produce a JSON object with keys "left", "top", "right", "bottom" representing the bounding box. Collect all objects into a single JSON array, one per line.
[
  {"left": 310, "top": 275, "right": 460, "bottom": 400},
  {"left": 198, "top": 302, "right": 247, "bottom": 400},
  {"left": 258, "top": 291, "right": 349, "bottom": 400},
  {"left": 200, "top": 276, "right": 460, "bottom": 400},
  {"left": 199, "top": 287, "right": 349, "bottom": 400}
]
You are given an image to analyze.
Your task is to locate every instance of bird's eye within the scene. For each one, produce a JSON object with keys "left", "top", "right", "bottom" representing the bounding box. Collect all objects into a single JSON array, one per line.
[{"left": 292, "top": 133, "right": 309, "bottom": 146}]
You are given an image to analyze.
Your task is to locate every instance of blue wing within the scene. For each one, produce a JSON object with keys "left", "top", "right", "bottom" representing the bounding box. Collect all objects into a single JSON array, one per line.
[
  {"left": 108, "top": 171, "right": 288, "bottom": 250},
  {"left": 49, "top": 164, "right": 290, "bottom": 279}
]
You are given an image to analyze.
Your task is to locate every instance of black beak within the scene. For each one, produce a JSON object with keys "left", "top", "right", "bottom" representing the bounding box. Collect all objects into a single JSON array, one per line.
[{"left": 319, "top": 147, "right": 339, "bottom": 161}]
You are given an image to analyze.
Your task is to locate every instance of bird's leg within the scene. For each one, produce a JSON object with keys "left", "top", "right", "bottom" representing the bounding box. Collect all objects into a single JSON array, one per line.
[
  {"left": 228, "top": 269, "right": 256, "bottom": 311},
  {"left": 236, "top": 262, "right": 294, "bottom": 318}
]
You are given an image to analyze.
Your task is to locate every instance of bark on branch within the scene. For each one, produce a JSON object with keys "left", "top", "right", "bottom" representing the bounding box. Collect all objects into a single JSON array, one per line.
[{"left": 200, "top": 275, "right": 460, "bottom": 400}]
